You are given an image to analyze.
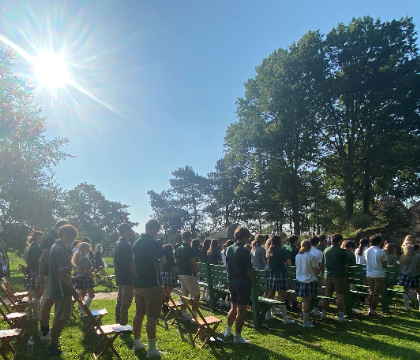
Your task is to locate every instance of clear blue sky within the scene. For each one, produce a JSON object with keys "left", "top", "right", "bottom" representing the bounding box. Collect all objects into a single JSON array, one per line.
[{"left": 1, "top": 0, "right": 419, "bottom": 232}]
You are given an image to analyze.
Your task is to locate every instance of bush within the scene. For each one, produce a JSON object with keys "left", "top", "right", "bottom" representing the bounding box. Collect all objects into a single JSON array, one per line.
[
  {"left": 373, "top": 196, "right": 409, "bottom": 231},
  {"left": 349, "top": 213, "right": 374, "bottom": 230}
]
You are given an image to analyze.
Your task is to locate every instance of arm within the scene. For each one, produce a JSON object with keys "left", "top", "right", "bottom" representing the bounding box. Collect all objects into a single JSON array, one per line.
[
  {"left": 191, "top": 258, "right": 198, "bottom": 278},
  {"left": 285, "top": 259, "right": 292, "bottom": 267},
  {"left": 320, "top": 261, "right": 325, "bottom": 273},
  {"left": 38, "top": 250, "right": 49, "bottom": 285},
  {"left": 129, "top": 262, "right": 137, "bottom": 276},
  {"left": 247, "top": 269, "right": 253, "bottom": 283},
  {"left": 382, "top": 260, "right": 387, "bottom": 270},
  {"left": 312, "top": 266, "right": 319, "bottom": 277},
  {"left": 344, "top": 263, "right": 349, "bottom": 273},
  {"left": 59, "top": 268, "right": 80, "bottom": 300}
]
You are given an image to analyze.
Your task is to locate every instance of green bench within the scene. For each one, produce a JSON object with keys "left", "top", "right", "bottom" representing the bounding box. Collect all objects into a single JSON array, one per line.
[
  {"left": 381, "top": 265, "right": 404, "bottom": 313},
  {"left": 197, "top": 262, "right": 229, "bottom": 312}
]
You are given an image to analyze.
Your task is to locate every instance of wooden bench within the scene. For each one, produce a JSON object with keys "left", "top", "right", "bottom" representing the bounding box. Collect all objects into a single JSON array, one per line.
[
  {"left": 381, "top": 265, "right": 404, "bottom": 313},
  {"left": 0, "top": 329, "right": 22, "bottom": 360}
]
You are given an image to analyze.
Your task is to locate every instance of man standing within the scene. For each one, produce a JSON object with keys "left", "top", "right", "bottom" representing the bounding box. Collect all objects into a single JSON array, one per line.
[
  {"left": 284, "top": 235, "right": 299, "bottom": 266},
  {"left": 114, "top": 223, "right": 136, "bottom": 326},
  {"left": 317, "top": 234, "right": 327, "bottom": 253},
  {"left": 365, "top": 235, "right": 387, "bottom": 317},
  {"left": 132, "top": 219, "right": 165, "bottom": 358},
  {"left": 47, "top": 224, "right": 80, "bottom": 357},
  {"left": 176, "top": 231, "right": 200, "bottom": 321},
  {"left": 322, "top": 233, "right": 350, "bottom": 322},
  {"left": 224, "top": 227, "right": 252, "bottom": 344},
  {"left": 309, "top": 236, "right": 324, "bottom": 316},
  {"left": 39, "top": 220, "right": 69, "bottom": 341}
]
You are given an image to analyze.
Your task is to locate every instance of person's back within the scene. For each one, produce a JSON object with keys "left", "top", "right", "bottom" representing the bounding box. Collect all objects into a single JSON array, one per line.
[
  {"left": 324, "top": 245, "right": 348, "bottom": 278},
  {"left": 177, "top": 243, "right": 195, "bottom": 276},
  {"left": 251, "top": 245, "right": 266, "bottom": 270},
  {"left": 268, "top": 246, "right": 290, "bottom": 274},
  {"left": 113, "top": 237, "right": 134, "bottom": 286},
  {"left": 295, "top": 252, "right": 318, "bottom": 283},
  {"left": 226, "top": 243, "right": 251, "bottom": 283},
  {"left": 133, "top": 234, "right": 163, "bottom": 287},
  {"left": 400, "top": 254, "right": 420, "bottom": 276},
  {"left": 365, "top": 246, "right": 387, "bottom": 278}
]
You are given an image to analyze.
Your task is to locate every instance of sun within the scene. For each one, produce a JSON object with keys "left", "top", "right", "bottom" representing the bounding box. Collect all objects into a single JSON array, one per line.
[{"left": 33, "top": 52, "right": 70, "bottom": 89}]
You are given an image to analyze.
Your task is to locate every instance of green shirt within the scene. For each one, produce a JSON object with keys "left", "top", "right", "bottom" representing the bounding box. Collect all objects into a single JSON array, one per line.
[
  {"left": 177, "top": 243, "right": 195, "bottom": 276},
  {"left": 27, "top": 243, "right": 42, "bottom": 273},
  {"left": 226, "top": 242, "right": 252, "bottom": 283},
  {"left": 284, "top": 245, "right": 299, "bottom": 266},
  {"left": 347, "top": 250, "right": 356, "bottom": 266},
  {"left": 269, "top": 246, "right": 290, "bottom": 275},
  {"left": 323, "top": 244, "right": 349, "bottom": 278},
  {"left": 317, "top": 244, "right": 326, "bottom": 253},
  {"left": 133, "top": 234, "right": 164, "bottom": 288}
]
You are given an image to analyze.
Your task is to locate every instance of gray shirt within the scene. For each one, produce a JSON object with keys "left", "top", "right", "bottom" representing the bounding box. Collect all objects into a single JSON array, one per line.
[
  {"left": 251, "top": 246, "right": 266, "bottom": 270},
  {"left": 49, "top": 240, "right": 72, "bottom": 299},
  {"left": 400, "top": 255, "right": 420, "bottom": 277},
  {"left": 76, "top": 254, "right": 92, "bottom": 278}
]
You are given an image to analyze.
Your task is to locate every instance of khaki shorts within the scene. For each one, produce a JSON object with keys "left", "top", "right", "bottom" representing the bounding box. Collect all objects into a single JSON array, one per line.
[
  {"left": 367, "top": 277, "right": 386, "bottom": 296},
  {"left": 43, "top": 275, "right": 51, "bottom": 299},
  {"left": 325, "top": 277, "right": 348, "bottom": 295},
  {"left": 134, "top": 287, "right": 162, "bottom": 318},
  {"left": 178, "top": 275, "right": 200, "bottom": 297},
  {"left": 54, "top": 297, "right": 72, "bottom": 321}
]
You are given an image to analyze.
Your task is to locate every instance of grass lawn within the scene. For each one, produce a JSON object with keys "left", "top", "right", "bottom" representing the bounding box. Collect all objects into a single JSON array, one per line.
[{"left": 3, "top": 256, "right": 420, "bottom": 359}]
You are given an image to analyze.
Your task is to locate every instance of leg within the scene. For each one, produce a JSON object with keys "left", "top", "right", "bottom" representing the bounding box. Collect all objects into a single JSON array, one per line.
[
  {"left": 227, "top": 303, "right": 237, "bottom": 327},
  {"left": 145, "top": 316, "right": 157, "bottom": 339},
  {"left": 119, "top": 285, "right": 134, "bottom": 325},
  {"left": 41, "top": 299, "right": 54, "bottom": 330},
  {"left": 336, "top": 294, "right": 345, "bottom": 312},
  {"left": 133, "top": 288, "right": 145, "bottom": 343},
  {"left": 115, "top": 286, "right": 123, "bottom": 324},
  {"left": 235, "top": 304, "right": 247, "bottom": 333},
  {"left": 85, "top": 288, "right": 95, "bottom": 308},
  {"left": 50, "top": 319, "right": 66, "bottom": 345},
  {"left": 301, "top": 296, "right": 313, "bottom": 327},
  {"left": 33, "top": 289, "right": 42, "bottom": 320}
]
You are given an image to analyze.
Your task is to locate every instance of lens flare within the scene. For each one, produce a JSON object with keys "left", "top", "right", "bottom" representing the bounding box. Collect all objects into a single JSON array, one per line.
[{"left": 34, "top": 52, "right": 70, "bottom": 88}]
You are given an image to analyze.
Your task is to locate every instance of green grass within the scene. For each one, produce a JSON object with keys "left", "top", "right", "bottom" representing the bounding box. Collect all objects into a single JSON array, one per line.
[{"left": 3, "top": 257, "right": 420, "bottom": 359}]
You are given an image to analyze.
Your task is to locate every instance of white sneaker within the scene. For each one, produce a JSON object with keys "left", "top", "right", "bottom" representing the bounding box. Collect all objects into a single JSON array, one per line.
[
  {"left": 233, "top": 336, "right": 249, "bottom": 344},
  {"left": 338, "top": 317, "right": 350, "bottom": 322},
  {"left": 283, "top": 318, "right": 295, "bottom": 324},
  {"left": 271, "top": 308, "right": 282, "bottom": 315},
  {"left": 302, "top": 322, "right": 314, "bottom": 327},
  {"left": 132, "top": 342, "right": 146, "bottom": 351},
  {"left": 313, "top": 309, "right": 321, "bottom": 317},
  {"left": 147, "top": 349, "right": 167, "bottom": 358},
  {"left": 224, "top": 331, "right": 232, "bottom": 338},
  {"left": 265, "top": 314, "right": 275, "bottom": 321},
  {"left": 38, "top": 330, "right": 51, "bottom": 341}
]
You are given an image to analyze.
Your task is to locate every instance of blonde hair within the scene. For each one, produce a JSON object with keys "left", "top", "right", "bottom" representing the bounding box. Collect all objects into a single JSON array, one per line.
[
  {"left": 71, "top": 242, "right": 90, "bottom": 268},
  {"left": 402, "top": 235, "right": 413, "bottom": 247},
  {"left": 95, "top": 244, "right": 103, "bottom": 253},
  {"left": 299, "top": 239, "right": 311, "bottom": 254},
  {"left": 400, "top": 244, "right": 415, "bottom": 264},
  {"left": 252, "top": 234, "right": 266, "bottom": 251}
]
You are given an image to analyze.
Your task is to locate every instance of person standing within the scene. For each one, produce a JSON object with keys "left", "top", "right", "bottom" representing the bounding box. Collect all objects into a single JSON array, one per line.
[
  {"left": 114, "top": 223, "right": 136, "bottom": 326},
  {"left": 309, "top": 236, "right": 324, "bottom": 317},
  {"left": 399, "top": 244, "right": 420, "bottom": 311},
  {"left": 317, "top": 234, "right": 327, "bottom": 253},
  {"left": 132, "top": 219, "right": 166, "bottom": 358},
  {"left": 322, "top": 233, "right": 350, "bottom": 322},
  {"left": 224, "top": 227, "right": 252, "bottom": 343},
  {"left": 251, "top": 234, "right": 267, "bottom": 270},
  {"left": 39, "top": 220, "right": 69, "bottom": 341},
  {"left": 176, "top": 231, "right": 200, "bottom": 321},
  {"left": 46, "top": 224, "right": 80, "bottom": 357},
  {"left": 365, "top": 235, "right": 387, "bottom": 317},
  {"left": 26, "top": 231, "right": 44, "bottom": 321}
]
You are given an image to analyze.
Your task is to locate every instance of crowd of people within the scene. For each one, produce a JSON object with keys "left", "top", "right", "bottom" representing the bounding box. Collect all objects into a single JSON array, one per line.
[{"left": 19, "top": 218, "right": 420, "bottom": 357}]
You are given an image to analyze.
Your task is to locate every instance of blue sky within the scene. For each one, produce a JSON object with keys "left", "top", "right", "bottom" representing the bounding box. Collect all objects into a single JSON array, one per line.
[{"left": 1, "top": 0, "right": 419, "bottom": 232}]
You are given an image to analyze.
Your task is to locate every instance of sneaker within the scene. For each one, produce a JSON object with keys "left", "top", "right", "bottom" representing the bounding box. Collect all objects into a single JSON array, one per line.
[
  {"left": 46, "top": 344, "right": 62, "bottom": 357},
  {"left": 265, "top": 314, "right": 275, "bottom": 321},
  {"left": 352, "top": 308, "right": 360, "bottom": 314},
  {"left": 283, "top": 318, "right": 295, "bottom": 324},
  {"left": 133, "top": 342, "right": 146, "bottom": 351},
  {"left": 147, "top": 349, "right": 167, "bottom": 358},
  {"left": 338, "top": 317, "right": 351, "bottom": 322},
  {"left": 271, "top": 308, "right": 282, "bottom": 315},
  {"left": 217, "top": 300, "right": 225, "bottom": 307},
  {"left": 225, "top": 301, "right": 231, "bottom": 308},
  {"left": 224, "top": 331, "right": 232, "bottom": 338},
  {"left": 302, "top": 322, "right": 315, "bottom": 328},
  {"left": 368, "top": 312, "right": 383, "bottom": 318},
  {"left": 313, "top": 309, "right": 321, "bottom": 317},
  {"left": 39, "top": 330, "right": 51, "bottom": 341},
  {"left": 233, "top": 336, "right": 249, "bottom": 344},
  {"left": 405, "top": 307, "right": 411, "bottom": 311}
]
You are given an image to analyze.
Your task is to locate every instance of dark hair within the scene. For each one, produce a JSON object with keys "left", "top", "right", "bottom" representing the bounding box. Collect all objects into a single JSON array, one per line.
[
  {"left": 357, "top": 238, "right": 369, "bottom": 255},
  {"left": 384, "top": 243, "right": 396, "bottom": 255},
  {"left": 234, "top": 227, "right": 251, "bottom": 241},
  {"left": 182, "top": 231, "right": 192, "bottom": 241},
  {"left": 370, "top": 235, "right": 382, "bottom": 247},
  {"left": 191, "top": 239, "right": 200, "bottom": 250},
  {"left": 299, "top": 239, "right": 311, "bottom": 254},
  {"left": 26, "top": 230, "right": 44, "bottom": 245},
  {"left": 414, "top": 244, "right": 419, "bottom": 252},
  {"left": 81, "top": 236, "right": 91, "bottom": 245},
  {"left": 331, "top": 233, "right": 343, "bottom": 245},
  {"left": 287, "top": 235, "right": 298, "bottom": 245},
  {"left": 318, "top": 234, "right": 326, "bottom": 243},
  {"left": 267, "top": 235, "right": 281, "bottom": 259},
  {"left": 145, "top": 218, "right": 160, "bottom": 232},
  {"left": 72, "top": 240, "right": 80, "bottom": 248},
  {"left": 342, "top": 240, "right": 355, "bottom": 250},
  {"left": 225, "top": 240, "right": 234, "bottom": 248},
  {"left": 163, "top": 244, "right": 174, "bottom": 260},
  {"left": 118, "top": 223, "right": 131, "bottom": 235},
  {"left": 58, "top": 224, "right": 78, "bottom": 239},
  {"left": 54, "top": 220, "right": 69, "bottom": 230},
  {"left": 310, "top": 236, "right": 319, "bottom": 246},
  {"left": 202, "top": 239, "right": 211, "bottom": 257},
  {"left": 208, "top": 239, "right": 219, "bottom": 255},
  {"left": 252, "top": 234, "right": 266, "bottom": 250}
]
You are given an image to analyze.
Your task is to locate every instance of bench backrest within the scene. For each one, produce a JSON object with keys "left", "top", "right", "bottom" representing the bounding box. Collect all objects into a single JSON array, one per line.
[
  {"left": 209, "top": 264, "right": 228, "bottom": 284},
  {"left": 252, "top": 269, "right": 269, "bottom": 292}
]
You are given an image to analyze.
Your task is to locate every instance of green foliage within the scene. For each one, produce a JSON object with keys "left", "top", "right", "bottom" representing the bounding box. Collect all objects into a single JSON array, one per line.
[
  {"left": 373, "top": 196, "right": 410, "bottom": 231},
  {"left": 349, "top": 212, "right": 374, "bottom": 230}
]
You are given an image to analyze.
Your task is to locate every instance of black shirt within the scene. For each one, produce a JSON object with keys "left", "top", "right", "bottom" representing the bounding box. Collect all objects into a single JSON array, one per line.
[
  {"left": 113, "top": 238, "right": 134, "bottom": 286},
  {"left": 226, "top": 242, "right": 252, "bottom": 283},
  {"left": 161, "top": 254, "right": 176, "bottom": 273},
  {"left": 40, "top": 229, "right": 57, "bottom": 276},
  {"left": 177, "top": 243, "right": 195, "bottom": 276},
  {"left": 133, "top": 234, "right": 164, "bottom": 288}
]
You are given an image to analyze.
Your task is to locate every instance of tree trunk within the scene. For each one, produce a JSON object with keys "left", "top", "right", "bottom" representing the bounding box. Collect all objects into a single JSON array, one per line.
[
  {"left": 362, "top": 163, "right": 370, "bottom": 214},
  {"left": 345, "top": 188, "right": 354, "bottom": 222},
  {"left": 224, "top": 204, "right": 230, "bottom": 227}
]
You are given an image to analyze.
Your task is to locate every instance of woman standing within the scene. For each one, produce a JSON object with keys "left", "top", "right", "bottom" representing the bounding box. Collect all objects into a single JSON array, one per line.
[
  {"left": 251, "top": 234, "right": 267, "bottom": 270},
  {"left": 25, "top": 231, "right": 44, "bottom": 321},
  {"left": 208, "top": 240, "right": 222, "bottom": 265},
  {"left": 399, "top": 244, "right": 420, "bottom": 311},
  {"left": 295, "top": 240, "right": 319, "bottom": 327},
  {"left": 356, "top": 238, "right": 369, "bottom": 265},
  {"left": 160, "top": 244, "right": 179, "bottom": 312}
]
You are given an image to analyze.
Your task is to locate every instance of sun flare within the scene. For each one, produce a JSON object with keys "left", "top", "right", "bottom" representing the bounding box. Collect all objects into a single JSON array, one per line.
[{"left": 34, "top": 52, "right": 70, "bottom": 89}]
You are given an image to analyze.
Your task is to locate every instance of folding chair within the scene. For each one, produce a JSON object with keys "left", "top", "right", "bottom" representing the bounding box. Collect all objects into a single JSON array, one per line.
[
  {"left": 0, "top": 328, "right": 22, "bottom": 360},
  {"left": 0, "top": 283, "right": 30, "bottom": 312},
  {"left": 18, "top": 265, "right": 28, "bottom": 284},
  {"left": 83, "top": 308, "right": 108, "bottom": 336},
  {"left": 1, "top": 279, "right": 28, "bottom": 302},
  {"left": 0, "top": 296, "right": 27, "bottom": 337},
  {"left": 97, "top": 268, "right": 115, "bottom": 288},
  {"left": 164, "top": 293, "right": 185, "bottom": 325},
  {"left": 180, "top": 295, "right": 223, "bottom": 349},
  {"left": 80, "top": 303, "right": 132, "bottom": 359}
]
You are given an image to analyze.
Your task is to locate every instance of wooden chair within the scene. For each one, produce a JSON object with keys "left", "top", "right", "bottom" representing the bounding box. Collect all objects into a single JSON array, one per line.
[
  {"left": 0, "top": 283, "right": 30, "bottom": 312},
  {"left": 97, "top": 268, "right": 115, "bottom": 288},
  {"left": 180, "top": 295, "right": 223, "bottom": 349},
  {"left": 0, "top": 278, "right": 28, "bottom": 302},
  {"left": 0, "top": 328, "right": 22, "bottom": 360},
  {"left": 164, "top": 293, "right": 185, "bottom": 325},
  {"left": 83, "top": 308, "right": 108, "bottom": 336},
  {"left": 80, "top": 303, "right": 132, "bottom": 359},
  {"left": 0, "top": 296, "right": 27, "bottom": 336}
]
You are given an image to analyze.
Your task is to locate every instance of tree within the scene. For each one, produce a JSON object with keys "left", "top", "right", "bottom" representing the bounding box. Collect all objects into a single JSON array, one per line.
[{"left": 0, "top": 48, "right": 70, "bottom": 251}]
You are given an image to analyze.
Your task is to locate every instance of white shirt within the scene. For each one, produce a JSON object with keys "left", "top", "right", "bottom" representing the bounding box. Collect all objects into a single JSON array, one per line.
[
  {"left": 309, "top": 247, "right": 323, "bottom": 268},
  {"left": 295, "top": 252, "right": 318, "bottom": 283},
  {"left": 355, "top": 246, "right": 368, "bottom": 265},
  {"left": 365, "top": 246, "right": 388, "bottom": 278}
]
